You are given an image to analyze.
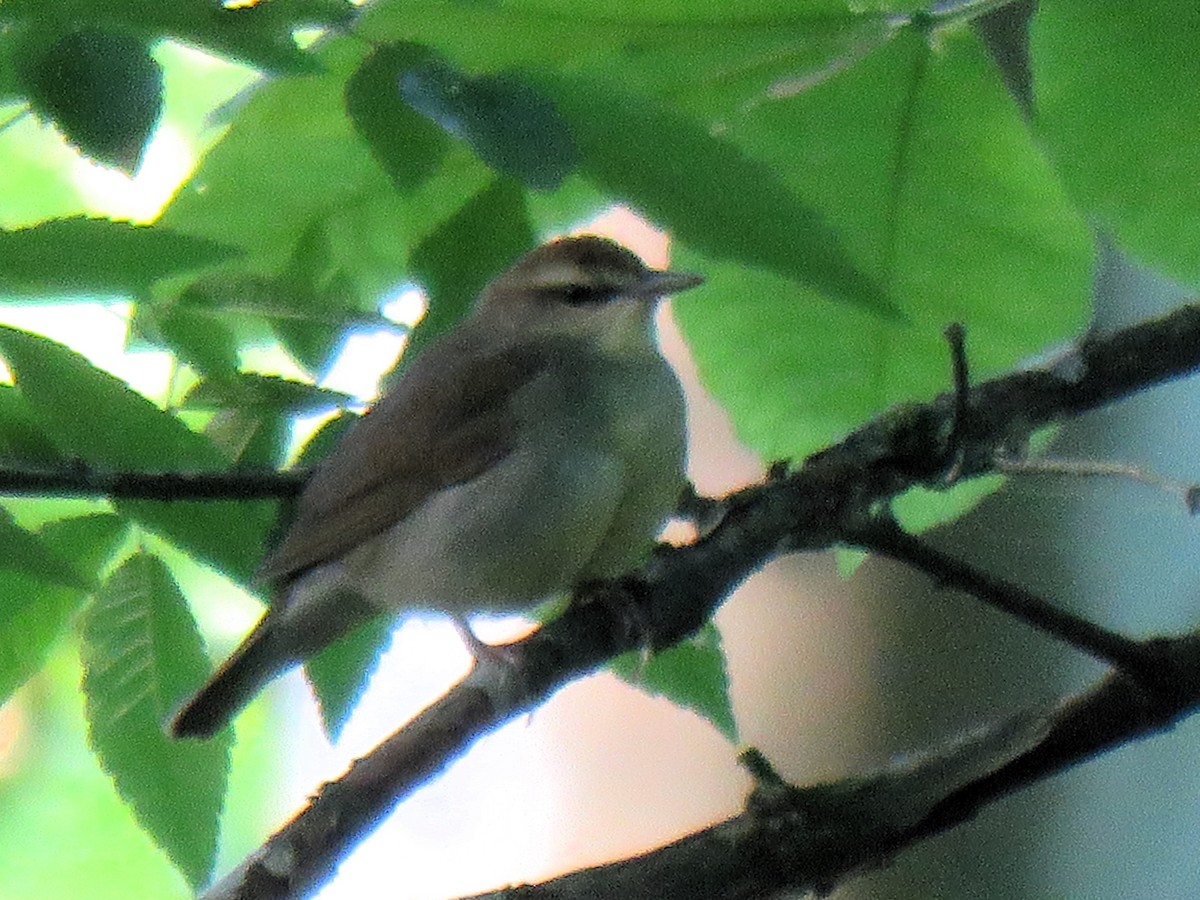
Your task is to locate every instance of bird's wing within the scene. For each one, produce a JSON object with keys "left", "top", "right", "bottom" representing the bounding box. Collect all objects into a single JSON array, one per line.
[{"left": 256, "top": 332, "right": 555, "bottom": 584}]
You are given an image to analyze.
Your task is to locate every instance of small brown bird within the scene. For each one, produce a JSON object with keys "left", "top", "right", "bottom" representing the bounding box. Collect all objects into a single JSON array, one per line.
[{"left": 170, "top": 235, "right": 703, "bottom": 738}]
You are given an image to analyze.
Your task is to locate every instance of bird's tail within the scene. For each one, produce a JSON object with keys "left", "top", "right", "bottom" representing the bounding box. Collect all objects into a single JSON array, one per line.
[{"left": 169, "top": 615, "right": 291, "bottom": 739}]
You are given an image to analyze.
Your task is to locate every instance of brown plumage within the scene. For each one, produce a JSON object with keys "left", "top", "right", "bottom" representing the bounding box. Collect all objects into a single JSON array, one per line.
[{"left": 170, "top": 236, "right": 702, "bottom": 739}]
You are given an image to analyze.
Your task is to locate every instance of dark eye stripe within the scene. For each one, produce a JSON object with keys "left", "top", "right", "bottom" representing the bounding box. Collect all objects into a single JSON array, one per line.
[{"left": 540, "top": 284, "right": 617, "bottom": 305}]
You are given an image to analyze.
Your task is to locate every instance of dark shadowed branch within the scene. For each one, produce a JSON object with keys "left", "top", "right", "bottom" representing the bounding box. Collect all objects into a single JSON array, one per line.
[
  {"left": 199, "top": 301, "right": 1200, "bottom": 900},
  {"left": 0, "top": 465, "right": 305, "bottom": 500}
]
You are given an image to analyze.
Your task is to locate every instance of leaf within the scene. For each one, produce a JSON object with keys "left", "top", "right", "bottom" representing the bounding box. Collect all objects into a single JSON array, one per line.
[
  {"left": 673, "top": 27, "right": 1091, "bottom": 464},
  {"left": 19, "top": 28, "right": 163, "bottom": 172},
  {"left": 0, "top": 506, "right": 89, "bottom": 590},
  {"left": 406, "top": 176, "right": 534, "bottom": 360},
  {"left": 0, "top": 514, "right": 126, "bottom": 705},
  {"left": 183, "top": 373, "right": 353, "bottom": 466},
  {"left": 0, "top": 326, "right": 224, "bottom": 470},
  {"left": 399, "top": 55, "right": 578, "bottom": 191},
  {"left": 305, "top": 614, "right": 394, "bottom": 740},
  {"left": 160, "top": 37, "right": 495, "bottom": 334},
  {"left": 0, "top": 326, "right": 274, "bottom": 580},
  {"left": 0, "top": 218, "right": 238, "bottom": 298},
  {"left": 143, "top": 304, "right": 241, "bottom": 381},
  {"left": 892, "top": 475, "right": 1006, "bottom": 535},
  {"left": 1032, "top": 0, "right": 1200, "bottom": 286},
  {"left": 182, "top": 373, "right": 355, "bottom": 415},
  {"left": 0, "top": 384, "right": 62, "bottom": 465},
  {"left": 545, "top": 76, "right": 893, "bottom": 313},
  {"left": 835, "top": 546, "right": 868, "bottom": 579},
  {"left": 2, "top": 0, "right": 342, "bottom": 76},
  {"left": 610, "top": 622, "right": 738, "bottom": 743},
  {"left": 346, "top": 42, "right": 451, "bottom": 190},
  {"left": 81, "top": 553, "right": 230, "bottom": 889},
  {"left": 160, "top": 39, "right": 382, "bottom": 271}
]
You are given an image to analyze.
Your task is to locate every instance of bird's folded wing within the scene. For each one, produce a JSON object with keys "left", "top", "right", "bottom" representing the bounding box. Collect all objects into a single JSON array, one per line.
[{"left": 255, "top": 336, "right": 555, "bottom": 584}]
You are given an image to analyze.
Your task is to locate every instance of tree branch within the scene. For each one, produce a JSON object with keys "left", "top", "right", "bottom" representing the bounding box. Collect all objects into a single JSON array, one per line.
[
  {"left": 0, "top": 465, "right": 305, "bottom": 500},
  {"left": 848, "top": 516, "right": 1157, "bottom": 678},
  {"left": 456, "top": 635, "right": 1200, "bottom": 900},
  {"left": 194, "top": 299, "right": 1200, "bottom": 899}
]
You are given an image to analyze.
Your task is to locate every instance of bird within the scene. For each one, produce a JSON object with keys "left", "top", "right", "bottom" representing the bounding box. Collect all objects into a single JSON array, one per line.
[{"left": 169, "top": 234, "right": 704, "bottom": 738}]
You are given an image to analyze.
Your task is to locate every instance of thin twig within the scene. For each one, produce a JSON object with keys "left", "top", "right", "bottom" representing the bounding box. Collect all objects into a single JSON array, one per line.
[
  {"left": 0, "top": 466, "right": 306, "bottom": 500},
  {"left": 942, "top": 322, "right": 970, "bottom": 483},
  {"left": 850, "top": 516, "right": 1159, "bottom": 680},
  {"left": 997, "top": 453, "right": 1200, "bottom": 515}
]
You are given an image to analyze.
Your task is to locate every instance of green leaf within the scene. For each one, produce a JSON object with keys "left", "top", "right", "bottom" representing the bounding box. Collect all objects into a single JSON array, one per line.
[
  {"left": 0, "top": 325, "right": 225, "bottom": 470},
  {"left": 0, "top": 505, "right": 89, "bottom": 590},
  {"left": 81, "top": 553, "right": 229, "bottom": 888},
  {"left": 610, "top": 622, "right": 737, "bottom": 743},
  {"left": 0, "top": 218, "right": 238, "bottom": 298},
  {"left": 0, "top": 384, "right": 62, "bottom": 465},
  {"left": 143, "top": 304, "right": 241, "bottom": 381},
  {"left": 892, "top": 475, "right": 1006, "bottom": 535},
  {"left": 160, "top": 39, "right": 381, "bottom": 272},
  {"left": 160, "top": 37, "right": 497, "bottom": 334},
  {"left": 184, "top": 373, "right": 351, "bottom": 467},
  {"left": 546, "top": 77, "right": 892, "bottom": 313},
  {"left": 407, "top": 177, "right": 534, "bottom": 359},
  {"left": 19, "top": 28, "right": 163, "bottom": 173},
  {"left": 674, "top": 27, "right": 1091, "bottom": 463},
  {"left": 182, "top": 373, "right": 354, "bottom": 415},
  {"left": 2, "top": 0, "right": 338, "bottom": 76},
  {"left": 0, "top": 326, "right": 274, "bottom": 580},
  {"left": 346, "top": 43, "right": 451, "bottom": 190},
  {"left": 400, "top": 55, "right": 578, "bottom": 191},
  {"left": 0, "top": 513, "right": 126, "bottom": 705},
  {"left": 305, "top": 614, "right": 394, "bottom": 740},
  {"left": 835, "top": 546, "right": 868, "bottom": 579},
  {"left": 1032, "top": 0, "right": 1200, "bottom": 286},
  {"left": 360, "top": 0, "right": 869, "bottom": 104}
]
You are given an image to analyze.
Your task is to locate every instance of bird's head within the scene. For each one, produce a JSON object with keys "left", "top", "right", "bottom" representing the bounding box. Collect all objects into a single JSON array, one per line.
[{"left": 477, "top": 236, "right": 704, "bottom": 348}]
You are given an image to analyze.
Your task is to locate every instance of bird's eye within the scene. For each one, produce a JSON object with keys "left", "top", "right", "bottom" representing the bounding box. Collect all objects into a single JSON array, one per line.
[{"left": 560, "top": 284, "right": 613, "bottom": 305}]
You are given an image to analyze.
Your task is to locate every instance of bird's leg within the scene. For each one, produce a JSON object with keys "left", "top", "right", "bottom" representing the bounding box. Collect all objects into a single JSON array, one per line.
[{"left": 451, "top": 615, "right": 521, "bottom": 667}]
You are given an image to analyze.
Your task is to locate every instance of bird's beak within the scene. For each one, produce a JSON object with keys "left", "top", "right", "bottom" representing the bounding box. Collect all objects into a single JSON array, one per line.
[{"left": 634, "top": 269, "right": 705, "bottom": 298}]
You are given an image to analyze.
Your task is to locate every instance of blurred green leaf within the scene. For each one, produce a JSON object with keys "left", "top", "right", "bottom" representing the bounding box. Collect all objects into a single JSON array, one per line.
[
  {"left": 160, "top": 39, "right": 381, "bottom": 271},
  {"left": 0, "top": 218, "right": 237, "bottom": 298},
  {"left": 1033, "top": 0, "right": 1200, "bottom": 287},
  {"left": 610, "top": 622, "right": 737, "bottom": 743},
  {"left": 0, "top": 513, "right": 126, "bottom": 705},
  {"left": 359, "top": 0, "right": 871, "bottom": 106},
  {"left": 674, "top": 27, "right": 1091, "bottom": 462},
  {"left": 183, "top": 373, "right": 354, "bottom": 415},
  {"left": 305, "top": 613, "right": 393, "bottom": 740},
  {"left": 0, "top": 326, "right": 273, "bottom": 580},
  {"left": 546, "top": 76, "right": 891, "bottom": 313},
  {"left": 19, "top": 28, "right": 163, "bottom": 173},
  {"left": 185, "top": 373, "right": 352, "bottom": 466},
  {"left": 81, "top": 553, "right": 229, "bottom": 888},
  {"left": 835, "top": 546, "right": 869, "bottom": 579},
  {"left": 143, "top": 305, "right": 240, "bottom": 381},
  {"left": 399, "top": 55, "right": 577, "bottom": 191},
  {"left": 0, "top": 506, "right": 89, "bottom": 590},
  {"left": 0, "top": 326, "right": 224, "bottom": 470},
  {"left": 1, "top": 0, "right": 342, "bottom": 75},
  {"left": 0, "top": 385, "right": 62, "bottom": 466},
  {"left": 346, "top": 43, "right": 450, "bottom": 190},
  {"left": 893, "top": 475, "right": 1007, "bottom": 535},
  {"left": 406, "top": 176, "right": 534, "bottom": 360}
]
